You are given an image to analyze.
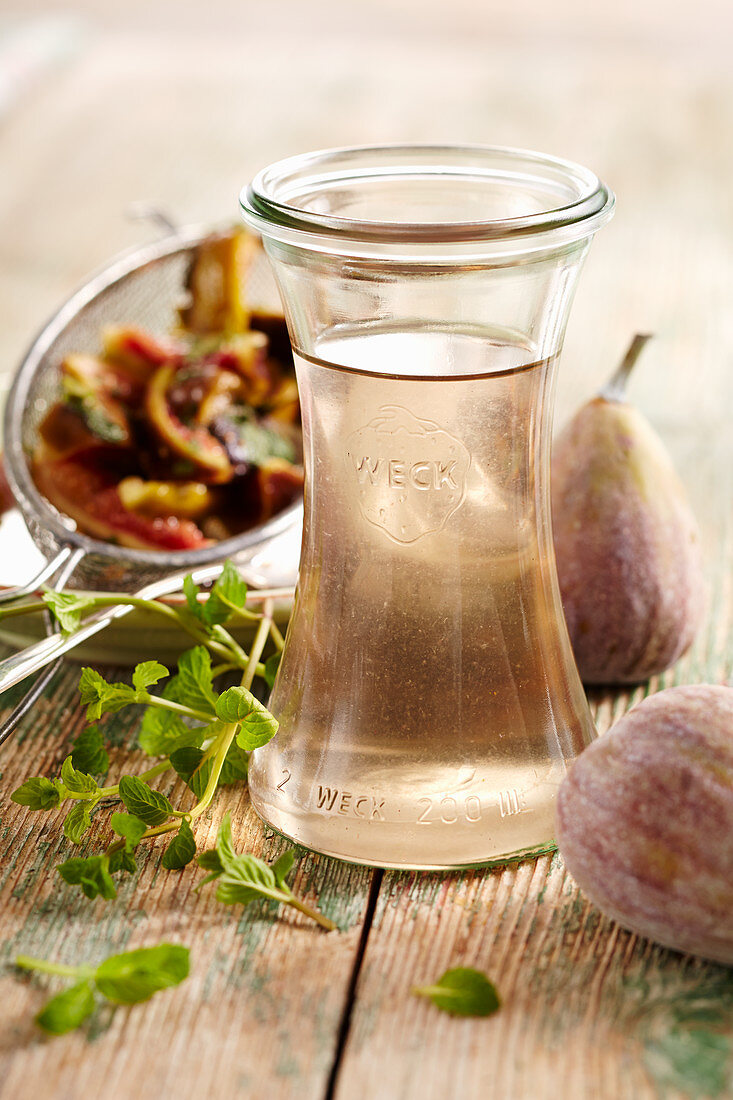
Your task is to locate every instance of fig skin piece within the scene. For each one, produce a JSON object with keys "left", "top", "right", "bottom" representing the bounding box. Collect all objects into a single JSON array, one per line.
[
  {"left": 552, "top": 335, "right": 705, "bottom": 684},
  {"left": 557, "top": 684, "right": 733, "bottom": 966}
]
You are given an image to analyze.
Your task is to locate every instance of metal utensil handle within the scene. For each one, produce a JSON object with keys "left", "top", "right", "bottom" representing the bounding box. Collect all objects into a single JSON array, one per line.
[
  {"left": 0, "top": 546, "right": 78, "bottom": 605},
  {"left": 0, "top": 560, "right": 230, "bottom": 696}
]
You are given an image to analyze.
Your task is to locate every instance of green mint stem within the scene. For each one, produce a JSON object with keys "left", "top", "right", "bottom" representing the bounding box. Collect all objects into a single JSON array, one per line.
[
  {"left": 0, "top": 601, "right": 48, "bottom": 620},
  {"left": 142, "top": 695, "right": 215, "bottom": 725},
  {"left": 285, "top": 894, "right": 337, "bottom": 932},
  {"left": 188, "top": 724, "right": 237, "bottom": 821},
  {"left": 242, "top": 598, "right": 274, "bottom": 692},
  {"left": 269, "top": 619, "right": 285, "bottom": 652},
  {"left": 186, "top": 599, "right": 275, "bottom": 821},
  {"left": 210, "top": 662, "right": 240, "bottom": 678},
  {"left": 15, "top": 956, "right": 90, "bottom": 979}
]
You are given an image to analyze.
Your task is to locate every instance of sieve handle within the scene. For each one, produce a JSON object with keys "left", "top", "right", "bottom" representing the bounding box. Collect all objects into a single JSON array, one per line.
[{"left": 0, "top": 560, "right": 231, "bottom": 697}]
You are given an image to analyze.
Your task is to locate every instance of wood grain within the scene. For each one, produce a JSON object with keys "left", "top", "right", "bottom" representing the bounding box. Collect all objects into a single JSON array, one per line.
[{"left": 0, "top": 663, "right": 375, "bottom": 1100}]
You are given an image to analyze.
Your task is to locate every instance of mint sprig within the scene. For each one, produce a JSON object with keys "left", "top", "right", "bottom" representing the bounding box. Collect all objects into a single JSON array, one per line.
[
  {"left": 197, "top": 813, "right": 335, "bottom": 931},
  {"left": 8, "top": 563, "right": 285, "bottom": 904},
  {"left": 16, "top": 944, "right": 190, "bottom": 1034}
]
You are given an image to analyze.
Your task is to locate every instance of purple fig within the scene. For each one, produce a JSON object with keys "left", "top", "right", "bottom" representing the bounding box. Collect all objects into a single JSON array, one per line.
[
  {"left": 552, "top": 335, "right": 705, "bottom": 684},
  {"left": 557, "top": 684, "right": 733, "bottom": 966}
]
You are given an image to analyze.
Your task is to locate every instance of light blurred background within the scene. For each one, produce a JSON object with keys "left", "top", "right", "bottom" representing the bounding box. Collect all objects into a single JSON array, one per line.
[{"left": 0, "top": 0, "right": 731, "bottom": 429}]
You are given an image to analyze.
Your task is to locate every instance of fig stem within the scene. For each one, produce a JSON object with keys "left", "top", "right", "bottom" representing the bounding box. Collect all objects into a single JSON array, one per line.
[{"left": 601, "top": 333, "right": 653, "bottom": 402}]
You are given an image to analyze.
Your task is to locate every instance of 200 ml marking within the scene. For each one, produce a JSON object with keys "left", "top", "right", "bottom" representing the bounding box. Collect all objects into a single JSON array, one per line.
[{"left": 416, "top": 795, "right": 482, "bottom": 825}]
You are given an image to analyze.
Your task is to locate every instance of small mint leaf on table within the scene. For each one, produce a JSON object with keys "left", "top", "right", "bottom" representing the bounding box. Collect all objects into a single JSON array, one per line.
[
  {"left": 57, "top": 854, "right": 116, "bottom": 900},
  {"left": 413, "top": 967, "right": 501, "bottom": 1017},
  {"left": 162, "top": 819, "right": 196, "bottom": 870},
  {"left": 79, "top": 668, "right": 135, "bottom": 720},
  {"left": 175, "top": 646, "right": 217, "bottom": 714},
  {"left": 215, "top": 687, "right": 279, "bottom": 749},
  {"left": 60, "top": 755, "right": 99, "bottom": 796},
  {"left": 63, "top": 803, "right": 92, "bottom": 845},
  {"left": 35, "top": 980, "right": 96, "bottom": 1035},
  {"left": 11, "top": 776, "right": 60, "bottom": 811},
  {"left": 132, "top": 660, "right": 169, "bottom": 693},
  {"left": 93, "top": 944, "right": 190, "bottom": 1004},
  {"left": 42, "top": 589, "right": 98, "bottom": 634},
  {"left": 118, "top": 776, "right": 173, "bottom": 827},
  {"left": 70, "top": 725, "right": 109, "bottom": 777},
  {"left": 264, "top": 652, "right": 281, "bottom": 690}
]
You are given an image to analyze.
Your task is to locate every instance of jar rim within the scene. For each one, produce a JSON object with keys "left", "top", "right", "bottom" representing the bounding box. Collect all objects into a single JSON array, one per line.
[{"left": 241, "top": 143, "right": 614, "bottom": 254}]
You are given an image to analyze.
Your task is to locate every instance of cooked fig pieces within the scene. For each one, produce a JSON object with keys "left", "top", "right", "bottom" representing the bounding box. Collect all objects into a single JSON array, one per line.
[
  {"left": 552, "top": 336, "right": 705, "bottom": 683},
  {"left": 145, "top": 363, "right": 233, "bottom": 483},
  {"left": 557, "top": 685, "right": 733, "bottom": 966}
]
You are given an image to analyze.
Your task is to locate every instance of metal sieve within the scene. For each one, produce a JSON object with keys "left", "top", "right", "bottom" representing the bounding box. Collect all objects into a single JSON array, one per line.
[{"left": 0, "top": 219, "right": 302, "bottom": 739}]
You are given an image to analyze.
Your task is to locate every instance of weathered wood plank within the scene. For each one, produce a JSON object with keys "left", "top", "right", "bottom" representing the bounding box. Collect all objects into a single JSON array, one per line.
[{"left": 0, "top": 661, "right": 373, "bottom": 1100}]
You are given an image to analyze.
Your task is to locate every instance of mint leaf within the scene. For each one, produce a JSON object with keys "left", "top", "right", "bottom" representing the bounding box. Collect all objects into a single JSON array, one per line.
[
  {"left": 175, "top": 646, "right": 217, "bottom": 714},
  {"left": 271, "top": 849, "right": 295, "bottom": 888},
  {"left": 79, "top": 668, "right": 135, "bottom": 720},
  {"left": 215, "top": 687, "right": 278, "bottom": 749},
  {"left": 183, "top": 574, "right": 203, "bottom": 621},
  {"left": 109, "top": 813, "right": 147, "bottom": 874},
  {"left": 132, "top": 660, "right": 169, "bottom": 693},
  {"left": 413, "top": 968, "right": 501, "bottom": 1017},
  {"left": 11, "top": 776, "right": 60, "bottom": 811},
  {"left": 70, "top": 725, "right": 109, "bottom": 777},
  {"left": 60, "top": 755, "right": 98, "bottom": 796},
  {"left": 42, "top": 589, "right": 98, "bottom": 634},
  {"left": 169, "top": 746, "right": 210, "bottom": 799},
  {"left": 109, "top": 847, "right": 137, "bottom": 875},
  {"left": 220, "top": 741, "right": 249, "bottom": 784},
  {"left": 197, "top": 849, "right": 224, "bottom": 874},
  {"left": 264, "top": 652, "right": 281, "bottom": 690},
  {"left": 110, "top": 812, "right": 147, "bottom": 845},
  {"left": 162, "top": 819, "right": 196, "bottom": 870},
  {"left": 57, "top": 854, "right": 117, "bottom": 900},
  {"left": 202, "top": 560, "right": 248, "bottom": 626},
  {"left": 35, "top": 980, "right": 96, "bottom": 1035},
  {"left": 196, "top": 816, "right": 334, "bottom": 929},
  {"left": 214, "top": 811, "right": 238, "bottom": 870},
  {"left": 94, "top": 944, "right": 190, "bottom": 1004},
  {"left": 138, "top": 675, "right": 205, "bottom": 757},
  {"left": 63, "top": 802, "right": 92, "bottom": 844},
  {"left": 216, "top": 853, "right": 281, "bottom": 907},
  {"left": 118, "top": 776, "right": 173, "bottom": 827},
  {"left": 170, "top": 731, "right": 247, "bottom": 798}
]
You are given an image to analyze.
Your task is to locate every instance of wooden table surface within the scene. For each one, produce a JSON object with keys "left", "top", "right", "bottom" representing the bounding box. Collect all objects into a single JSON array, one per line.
[{"left": 1, "top": 3, "right": 732, "bottom": 1097}]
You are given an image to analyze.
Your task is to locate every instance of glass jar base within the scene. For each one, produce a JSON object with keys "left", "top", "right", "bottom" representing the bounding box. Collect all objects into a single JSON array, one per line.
[{"left": 249, "top": 789, "right": 559, "bottom": 871}]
